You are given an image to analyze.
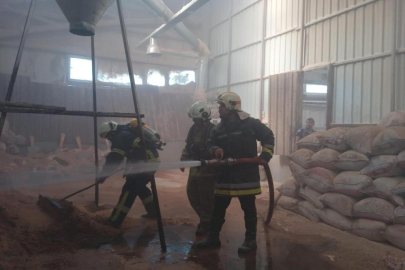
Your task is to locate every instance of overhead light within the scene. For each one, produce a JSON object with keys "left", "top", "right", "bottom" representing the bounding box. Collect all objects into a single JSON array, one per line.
[{"left": 146, "top": 38, "right": 162, "bottom": 57}]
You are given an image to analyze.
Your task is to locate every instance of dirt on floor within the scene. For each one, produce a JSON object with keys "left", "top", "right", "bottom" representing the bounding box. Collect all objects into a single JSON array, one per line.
[
  {"left": 0, "top": 191, "right": 120, "bottom": 269},
  {"left": 1, "top": 168, "right": 405, "bottom": 270}
]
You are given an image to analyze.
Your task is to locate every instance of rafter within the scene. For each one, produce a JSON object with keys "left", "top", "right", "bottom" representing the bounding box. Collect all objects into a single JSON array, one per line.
[{"left": 0, "top": 17, "right": 200, "bottom": 40}]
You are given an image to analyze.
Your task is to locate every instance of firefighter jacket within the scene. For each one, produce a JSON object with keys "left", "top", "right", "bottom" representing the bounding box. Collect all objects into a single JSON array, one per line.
[
  {"left": 181, "top": 122, "right": 216, "bottom": 177},
  {"left": 207, "top": 117, "right": 275, "bottom": 196},
  {"left": 100, "top": 124, "right": 160, "bottom": 178}
]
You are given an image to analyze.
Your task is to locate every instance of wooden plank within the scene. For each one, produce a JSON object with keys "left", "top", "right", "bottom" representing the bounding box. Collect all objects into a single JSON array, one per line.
[
  {"left": 76, "top": 136, "right": 83, "bottom": 150},
  {"left": 295, "top": 71, "right": 304, "bottom": 138},
  {"left": 278, "top": 73, "right": 285, "bottom": 154},
  {"left": 330, "top": 123, "right": 377, "bottom": 127},
  {"left": 284, "top": 72, "right": 293, "bottom": 154},
  {"left": 59, "top": 133, "right": 66, "bottom": 149},
  {"left": 326, "top": 65, "right": 335, "bottom": 129}
]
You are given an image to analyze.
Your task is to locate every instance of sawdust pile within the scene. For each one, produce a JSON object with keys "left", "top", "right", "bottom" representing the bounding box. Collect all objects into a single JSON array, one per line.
[{"left": 0, "top": 191, "right": 120, "bottom": 261}]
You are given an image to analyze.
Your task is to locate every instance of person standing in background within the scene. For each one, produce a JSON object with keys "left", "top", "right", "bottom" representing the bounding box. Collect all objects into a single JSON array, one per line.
[{"left": 295, "top": 118, "right": 316, "bottom": 143}]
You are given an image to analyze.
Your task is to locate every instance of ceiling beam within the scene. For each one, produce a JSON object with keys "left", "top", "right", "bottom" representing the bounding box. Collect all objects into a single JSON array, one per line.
[
  {"left": 136, "top": 0, "right": 210, "bottom": 48},
  {"left": 0, "top": 17, "right": 201, "bottom": 41}
]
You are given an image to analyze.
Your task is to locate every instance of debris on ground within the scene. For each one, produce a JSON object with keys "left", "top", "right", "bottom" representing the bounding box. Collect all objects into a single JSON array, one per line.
[
  {"left": 384, "top": 255, "right": 405, "bottom": 270},
  {"left": 0, "top": 191, "right": 121, "bottom": 268}
]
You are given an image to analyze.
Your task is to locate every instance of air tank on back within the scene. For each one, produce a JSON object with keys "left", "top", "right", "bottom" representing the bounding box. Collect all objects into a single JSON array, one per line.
[{"left": 130, "top": 119, "right": 161, "bottom": 144}]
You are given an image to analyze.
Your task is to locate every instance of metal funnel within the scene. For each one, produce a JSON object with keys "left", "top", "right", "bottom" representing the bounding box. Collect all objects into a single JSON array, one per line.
[
  {"left": 146, "top": 38, "right": 162, "bottom": 57},
  {"left": 56, "top": 0, "right": 115, "bottom": 36}
]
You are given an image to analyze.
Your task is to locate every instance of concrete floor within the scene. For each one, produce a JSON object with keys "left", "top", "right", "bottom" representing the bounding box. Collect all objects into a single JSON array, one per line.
[{"left": 15, "top": 157, "right": 405, "bottom": 270}]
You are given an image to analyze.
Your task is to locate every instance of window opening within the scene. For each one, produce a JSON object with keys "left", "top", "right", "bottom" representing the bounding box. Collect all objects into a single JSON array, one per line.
[
  {"left": 147, "top": 69, "right": 165, "bottom": 86},
  {"left": 169, "top": 70, "right": 195, "bottom": 85},
  {"left": 69, "top": 57, "right": 92, "bottom": 81}
]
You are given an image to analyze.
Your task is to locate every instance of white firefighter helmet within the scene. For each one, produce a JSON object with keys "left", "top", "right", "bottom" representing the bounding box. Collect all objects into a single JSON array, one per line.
[
  {"left": 215, "top": 92, "right": 242, "bottom": 111},
  {"left": 188, "top": 101, "right": 211, "bottom": 120},
  {"left": 99, "top": 120, "right": 118, "bottom": 138}
]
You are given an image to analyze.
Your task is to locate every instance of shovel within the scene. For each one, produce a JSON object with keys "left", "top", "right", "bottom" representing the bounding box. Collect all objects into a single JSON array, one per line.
[{"left": 37, "top": 168, "right": 124, "bottom": 216}]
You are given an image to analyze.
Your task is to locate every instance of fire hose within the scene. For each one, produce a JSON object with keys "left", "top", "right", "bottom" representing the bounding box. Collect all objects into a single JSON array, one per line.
[{"left": 201, "top": 158, "right": 275, "bottom": 225}]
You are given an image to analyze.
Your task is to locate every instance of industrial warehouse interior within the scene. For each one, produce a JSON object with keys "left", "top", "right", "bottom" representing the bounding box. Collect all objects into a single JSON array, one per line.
[{"left": 1, "top": 0, "right": 405, "bottom": 269}]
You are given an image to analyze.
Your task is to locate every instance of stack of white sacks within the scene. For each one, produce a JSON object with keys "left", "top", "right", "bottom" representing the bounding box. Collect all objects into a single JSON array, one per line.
[{"left": 277, "top": 110, "right": 405, "bottom": 250}]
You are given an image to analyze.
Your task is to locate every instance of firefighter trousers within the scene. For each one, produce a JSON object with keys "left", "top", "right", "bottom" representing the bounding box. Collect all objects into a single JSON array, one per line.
[
  {"left": 186, "top": 169, "right": 216, "bottom": 230},
  {"left": 209, "top": 195, "right": 257, "bottom": 237},
  {"left": 109, "top": 174, "right": 154, "bottom": 227}
]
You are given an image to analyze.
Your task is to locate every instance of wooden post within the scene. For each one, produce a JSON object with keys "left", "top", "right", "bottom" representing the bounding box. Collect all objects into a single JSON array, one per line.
[
  {"left": 76, "top": 136, "right": 82, "bottom": 150},
  {"left": 29, "top": 136, "right": 34, "bottom": 147},
  {"left": 59, "top": 133, "right": 66, "bottom": 149}
]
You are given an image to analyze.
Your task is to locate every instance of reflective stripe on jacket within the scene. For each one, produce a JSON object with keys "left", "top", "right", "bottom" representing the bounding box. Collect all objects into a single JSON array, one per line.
[{"left": 207, "top": 117, "right": 275, "bottom": 196}]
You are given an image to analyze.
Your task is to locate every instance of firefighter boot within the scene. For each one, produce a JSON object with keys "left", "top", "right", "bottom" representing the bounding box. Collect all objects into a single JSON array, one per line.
[
  {"left": 141, "top": 201, "right": 157, "bottom": 219},
  {"left": 195, "top": 223, "right": 209, "bottom": 236},
  {"left": 195, "top": 217, "right": 224, "bottom": 249},
  {"left": 238, "top": 217, "right": 257, "bottom": 254}
]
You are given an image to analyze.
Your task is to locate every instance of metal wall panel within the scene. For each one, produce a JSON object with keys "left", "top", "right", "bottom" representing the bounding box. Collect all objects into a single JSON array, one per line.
[
  {"left": 208, "top": 55, "right": 228, "bottom": 88},
  {"left": 210, "top": 21, "right": 230, "bottom": 57},
  {"left": 231, "top": 1, "right": 263, "bottom": 49},
  {"left": 306, "top": 0, "right": 369, "bottom": 23},
  {"left": 397, "top": 0, "right": 405, "bottom": 110},
  {"left": 305, "top": 0, "right": 393, "bottom": 66},
  {"left": 206, "top": 0, "right": 401, "bottom": 125},
  {"left": 266, "top": 0, "right": 300, "bottom": 37},
  {"left": 333, "top": 56, "right": 392, "bottom": 124},
  {"left": 264, "top": 0, "right": 300, "bottom": 76},
  {"left": 230, "top": 80, "right": 261, "bottom": 119},
  {"left": 233, "top": 0, "right": 261, "bottom": 14},
  {"left": 400, "top": 0, "right": 405, "bottom": 49},
  {"left": 264, "top": 31, "right": 300, "bottom": 75},
  {"left": 397, "top": 54, "right": 405, "bottom": 110},
  {"left": 210, "top": 0, "right": 231, "bottom": 28},
  {"left": 263, "top": 78, "right": 269, "bottom": 121},
  {"left": 231, "top": 43, "right": 261, "bottom": 83}
]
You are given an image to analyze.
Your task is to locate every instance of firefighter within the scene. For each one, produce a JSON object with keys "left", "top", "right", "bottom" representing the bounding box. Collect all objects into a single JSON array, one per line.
[
  {"left": 195, "top": 92, "right": 275, "bottom": 254},
  {"left": 97, "top": 120, "right": 161, "bottom": 228},
  {"left": 180, "top": 101, "right": 216, "bottom": 236}
]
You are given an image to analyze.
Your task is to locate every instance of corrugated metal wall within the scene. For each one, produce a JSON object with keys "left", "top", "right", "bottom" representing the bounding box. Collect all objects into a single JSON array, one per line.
[
  {"left": 304, "top": 0, "right": 396, "bottom": 123},
  {"left": 230, "top": 80, "right": 261, "bottom": 118},
  {"left": 265, "top": 0, "right": 300, "bottom": 75},
  {"left": 397, "top": 0, "right": 405, "bottom": 111},
  {"left": 207, "top": 0, "right": 404, "bottom": 125},
  {"left": 208, "top": 0, "right": 263, "bottom": 119}
]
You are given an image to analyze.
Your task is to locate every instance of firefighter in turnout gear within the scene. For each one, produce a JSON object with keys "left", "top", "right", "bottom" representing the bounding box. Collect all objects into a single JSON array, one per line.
[
  {"left": 181, "top": 101, "right": 216, "bottom": 236},
  {"left": 98, "top": 120, "right": 162, "bottom": 228},
  {"left": 195, "top": 92, "right": 275, "bottom": 253}
]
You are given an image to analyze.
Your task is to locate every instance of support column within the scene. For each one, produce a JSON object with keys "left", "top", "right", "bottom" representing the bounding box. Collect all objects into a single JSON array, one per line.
[
  {"left": 0, "top": 0, "right": 37, "bottom": 138},
  {"left": 116, "top": 0, "right": 166, "bottom": 252},
  {"left": 91, "top": 36, "right": 100, "bottom": 206}
]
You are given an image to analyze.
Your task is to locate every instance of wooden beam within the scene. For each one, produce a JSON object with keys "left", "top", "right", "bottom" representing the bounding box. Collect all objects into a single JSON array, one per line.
[{"left": 329, "top": 123, "right": 377, "bottom": 128}]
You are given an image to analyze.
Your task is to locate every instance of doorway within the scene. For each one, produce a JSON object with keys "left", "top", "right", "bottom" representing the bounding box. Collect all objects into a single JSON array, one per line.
[{"left": 302, "top": 65, "right": 333, "bottom": 132}]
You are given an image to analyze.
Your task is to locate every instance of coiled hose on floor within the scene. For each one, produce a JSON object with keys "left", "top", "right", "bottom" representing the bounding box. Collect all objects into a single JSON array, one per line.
[{"left": 201, "top": 158, "right": 275, "bottom": 224}]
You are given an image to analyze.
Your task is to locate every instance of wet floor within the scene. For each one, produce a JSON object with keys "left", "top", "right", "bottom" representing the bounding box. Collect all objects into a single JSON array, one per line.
[{"left": 105, "top": 222, "right": 341, "bottom": 270}]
